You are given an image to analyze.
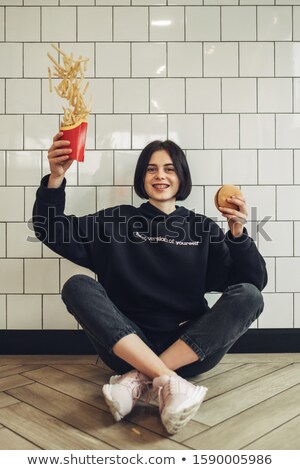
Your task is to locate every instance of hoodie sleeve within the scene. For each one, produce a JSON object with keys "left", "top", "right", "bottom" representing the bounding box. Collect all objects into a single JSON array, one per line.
[
  {"left": 205, "top": 219, "right": 268, "bottom": 293},
  {"left": 32, "top": 175, "right": 96, "bottom": 271}
]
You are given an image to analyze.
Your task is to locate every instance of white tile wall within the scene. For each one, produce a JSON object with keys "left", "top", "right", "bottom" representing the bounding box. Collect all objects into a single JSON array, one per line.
[
  {"left": 7, "top": 295, "right": 42, "bottom": 329},
  {"left": 0, "top": 223, "right": 5, "bottom": 258},
  {"left": 222, "top": 7, "right": 256, "bottom": 41},
  {"left": 0, "top": 152, "right": 5, "bottom": 185},
  {"left": 186, "top": 7, "right": 220, "bottom": 41},
  {"left": 0, "top": 79, "right": 4, "bottom": 114},
  {"left": 96, "top": 43, "right": 130, "bottom": 77},
  {"left": 132, "top": 115, "right": 167, "bottom": 148},
  {"left": 6, "top": 7, "right": 40, "bottom": 41},
  {"left": 0, "top": 2, "right": 299, "bottom": 332}
]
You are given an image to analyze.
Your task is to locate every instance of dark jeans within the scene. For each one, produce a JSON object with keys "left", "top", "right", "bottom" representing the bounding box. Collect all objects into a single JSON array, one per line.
[{"left": 61, "top": 275, "right": 264, "bottom": 379}]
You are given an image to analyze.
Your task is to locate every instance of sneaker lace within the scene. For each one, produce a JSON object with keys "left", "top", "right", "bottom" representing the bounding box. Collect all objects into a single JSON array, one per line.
[{"left": 118, "top": 371, "right": 152, "bottom": 401}]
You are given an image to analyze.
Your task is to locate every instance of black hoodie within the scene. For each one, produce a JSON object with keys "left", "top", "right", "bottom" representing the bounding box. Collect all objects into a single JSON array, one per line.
[{"left": 32, "top": 175, "right": 267, "bottom": 332}]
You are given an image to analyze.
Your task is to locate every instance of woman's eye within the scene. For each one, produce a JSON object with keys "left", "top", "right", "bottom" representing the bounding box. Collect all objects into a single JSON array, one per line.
[
  {"left": 166, "top": 168, "right": 175, "bottom": 172},
  {"left": 147, "top": 167, "right": 155, "bottom": 172}
]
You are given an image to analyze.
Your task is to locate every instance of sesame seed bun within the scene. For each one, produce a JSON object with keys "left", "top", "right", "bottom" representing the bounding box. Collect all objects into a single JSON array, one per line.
[{"left": 214, "top": 185, "right": 243, "bottom": 211}]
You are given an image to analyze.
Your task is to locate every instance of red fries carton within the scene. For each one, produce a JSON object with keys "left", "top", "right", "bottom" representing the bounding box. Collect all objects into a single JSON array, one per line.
[{"left": 60, "top": 119, "right": 88, "bottom": 163}]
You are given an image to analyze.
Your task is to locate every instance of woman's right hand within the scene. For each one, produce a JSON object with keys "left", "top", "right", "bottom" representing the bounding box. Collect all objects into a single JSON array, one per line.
[{"left": 47, "top": 132, "right": 73, "bottom": 188}]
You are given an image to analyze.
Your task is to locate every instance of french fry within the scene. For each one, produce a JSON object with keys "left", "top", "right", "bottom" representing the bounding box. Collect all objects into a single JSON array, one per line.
[{"left": 47, "top": 43, "right": 91, "bottom": 127}]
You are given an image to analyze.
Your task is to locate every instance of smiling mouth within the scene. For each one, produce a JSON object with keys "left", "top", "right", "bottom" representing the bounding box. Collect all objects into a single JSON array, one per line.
[{"left": 152, "top": 184, "right": 170, "bottom": 189}]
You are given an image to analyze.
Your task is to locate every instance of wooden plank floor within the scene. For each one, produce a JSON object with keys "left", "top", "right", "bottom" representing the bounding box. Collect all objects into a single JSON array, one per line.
[{"left": 0, "top": 354, "right": 299, "bottom": 450}]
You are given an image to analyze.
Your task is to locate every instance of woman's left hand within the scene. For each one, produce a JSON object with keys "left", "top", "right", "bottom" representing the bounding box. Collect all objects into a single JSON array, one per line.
[{"left": 219, "top": 195, "right": 248, "bottom": 238}]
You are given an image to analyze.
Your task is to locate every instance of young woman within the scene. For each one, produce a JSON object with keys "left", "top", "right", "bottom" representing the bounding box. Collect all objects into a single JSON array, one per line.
[{"left": 33, "top": 133, "right": 267, "bottom": 435}]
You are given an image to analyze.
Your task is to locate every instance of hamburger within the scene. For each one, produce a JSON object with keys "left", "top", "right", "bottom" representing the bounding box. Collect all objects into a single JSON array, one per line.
[{"left": 214, "top": 185, "right": 243, "bottom": 211}]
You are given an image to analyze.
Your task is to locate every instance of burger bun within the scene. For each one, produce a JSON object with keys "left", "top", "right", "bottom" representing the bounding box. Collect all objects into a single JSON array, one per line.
[{"left": 214, "top": 185, "right": 243, "bottom": 211}]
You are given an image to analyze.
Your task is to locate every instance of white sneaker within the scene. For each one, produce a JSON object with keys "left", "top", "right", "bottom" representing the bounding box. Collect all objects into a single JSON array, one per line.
[
  {"left": 102, "top": 369, "right": 151, "bottom": 421},
  {"left": 153, "top": 374, "right": 207, "bottom": 434}
]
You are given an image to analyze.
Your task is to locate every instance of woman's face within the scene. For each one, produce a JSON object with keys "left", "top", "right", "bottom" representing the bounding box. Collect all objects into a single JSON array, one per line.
[{"left": 143, "top": 150, "right": 180, "bottom": 204}]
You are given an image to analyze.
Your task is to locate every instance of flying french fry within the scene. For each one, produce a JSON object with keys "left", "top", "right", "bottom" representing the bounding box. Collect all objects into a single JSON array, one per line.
[{"left": 47, "top": 44, "right": 92, "bottom": 127}]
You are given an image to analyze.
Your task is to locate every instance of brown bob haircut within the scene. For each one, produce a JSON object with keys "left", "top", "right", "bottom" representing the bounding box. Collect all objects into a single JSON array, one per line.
[{"left": 133, "top": 140, "right": 192, "bottom": 201}]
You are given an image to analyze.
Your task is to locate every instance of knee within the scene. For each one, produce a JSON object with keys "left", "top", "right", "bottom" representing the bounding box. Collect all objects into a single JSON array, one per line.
[
  {"left": 61, "top": 274, "right": 92, "bottom": 302},
  {"left": 237, "top": 283, "right": 264, "bottom": 318}
]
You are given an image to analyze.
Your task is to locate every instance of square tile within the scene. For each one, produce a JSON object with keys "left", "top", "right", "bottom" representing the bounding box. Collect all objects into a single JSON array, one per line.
[
  {"left": 7, "top": 295, "right": 42, "bottom": 329},
  {"left": 0, "top": 259, "right": 23, "bottom": 294},
  {"left": 0, "top": 44, "right": 23, "bottom": 77},
  {"left": 150, "top": 78, "right": 185, "bottom": 113},
  {"left": 168, "top": 42, "right": 202, "bottom": 77},
  {"left": 114, "top": 6, "right": 148, "bottom": 41},
  {"left": 276, "top": 114, "right": 300, "bottom": 148},
  {"left": 186, "top": 6, "right": 220, "bottom": 41},
  {"left": 85, "top": 79, "right": 112, "bottom": 114},
  {"left": 276, "top": 258, "right": 300, "bottom": 292},
  {"left": 0, "top": 116, "right": 23, "bottom": 150},
  {"left": 240, "top": 114, "right": 275, "bottom": 149},
  {"left": 222, "top": 78, "right": 256, "bottom": 113},
  {"left": 204, "top": 43, "right": 238, "bottom": 77},
  {"left": 133, "top": 43, "right": 166, "bottom": 78},
  {"left": 258, "top": 221, "right": 293, "bottom": 257},
  {"left": 97, "top": 187, "right": 132, "bottom": 211},
  {"left": 186, "top": 79, "right": 220, "bottom": 113},
  {"left": 222, "top": 6, "right": 256, "bottom": 41},
  {"left": 7, "top": 151, "right": 41, "bottom": 186},
  {"left": 150, "top": 6, "right": 184, "bottom": 41},
  {"left": 96, "top": 115, "right": 131, "bottom": 150},
  {"left": 277, "top": 186, "right": 300, "bottom": 221},
  {"left": 258, "top": 6, "right": 292, "bottom": 41},
  {"left": 204, "top": 114, "right": 239, "bottom": 149},
  {"left": 222, "top": 150, "right": 257, "bottom": 185},
  {"left": 96, "top": 43, "right": 130, "bottom": 77},
  {"left": 7, "top": 222, "right": 42, "bottom": 258},
  {"left": 43, "top": 295, "right": 78, "bottom": 330},
  {"left": 114, "top": 79, "right": 149, "bottom": 113},
  {"left": 258, "top": 78, "right": 292, "bottom": 113},
  {"left": 258, "top": 293, "right": 293, "bottom": 328},
  {"left": 186, "top": 150, "right": 221, "bottom": 185},
  {"left": 6, "top": 79, "right": 41, "bottom": 114},
  {"left": 78, "top": 7, "right": 112, "bottom": 41},
  {"left": 25, "top": 43, "right": 57, "bottom": 78},
  {"left": 78, "top": 151, "right": 113, "bottom": 186},
  {"left": 275, "top": 43, "right": 300, "bottom": 76},
  {"left": 240, "top": 185, "right": 275, "bottom": 223},
  {"left": 24, "top": 115, "right": 59, "bottom": 150},
  {"left": 132, "top": 115, "right": 167, "bottom": 149},
  {"left": 258, "top": 150, "right": 293, "bottom": 184},
  {"left": 0, "top": 187, "right": 24, "bottom": 222},
  {"left": 42, "top": 7, "right": 76, "bottom": 42},
  {"left": 168, "top": 114, "right": 203, "bottom": 149},
  {"left": 240, "top": 43, "right": 274, "bottom": 77},
  {"left": 65, "top": 186, "right": 96, "bottom": 217},
  {"left": 6, "top": 6, "right": 40, "bottom": 41},
  {"left": 114, "top": 151, "right": 139, "bottom": 185},
  {"left": 25, "top": 259, "right": 59, "bottom": 293}
]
